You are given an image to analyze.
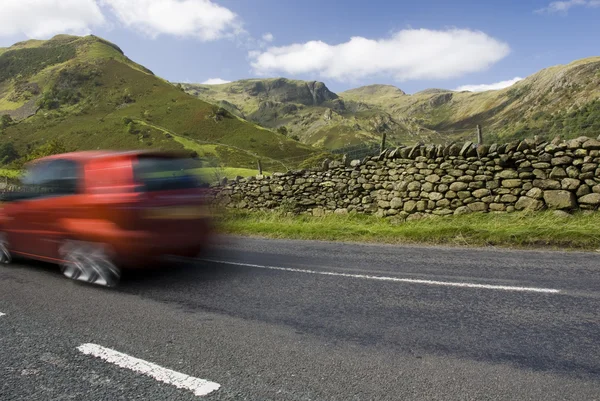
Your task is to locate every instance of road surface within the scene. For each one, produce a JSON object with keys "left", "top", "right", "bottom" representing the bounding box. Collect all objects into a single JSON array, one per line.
[{"left": 2, "top": 236, "right": 600, "bottom": 400}]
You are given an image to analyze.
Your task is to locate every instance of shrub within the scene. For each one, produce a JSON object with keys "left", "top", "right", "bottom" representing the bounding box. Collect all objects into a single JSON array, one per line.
[
  {"left": 0, "top": 114, "right": 13, "bottom": 129},
  {"left": 0, "top": 142, "right": 19, "bottom": 164}
]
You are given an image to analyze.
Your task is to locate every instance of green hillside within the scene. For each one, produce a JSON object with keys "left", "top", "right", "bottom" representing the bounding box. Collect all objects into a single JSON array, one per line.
[
  {"left": 182, "top": 57, "right": 600, "bottom": 149},
  {"left": 182, "top": 78, "right": 418, "bottom": 148},
  {"left": 0, "top": 35, "right": 317, "bottom": 172}
]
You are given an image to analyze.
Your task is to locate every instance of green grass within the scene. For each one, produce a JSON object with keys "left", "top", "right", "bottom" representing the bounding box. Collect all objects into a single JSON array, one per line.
[
  {"left": 219, "top": 211, "right": 600, "bottom": 251},
  {"left": 0, "top": 168, "right": 21, "bottom": 178},
  {"left": 0, "top": 35, "right": 319, "bottom": 170},
  {"left": 195, "top": 167, "right": 269, "bottom": 182}
]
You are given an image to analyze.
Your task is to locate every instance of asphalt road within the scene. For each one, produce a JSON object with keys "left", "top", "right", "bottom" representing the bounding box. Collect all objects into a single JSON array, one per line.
[{"left": 2, "top": 236, "right": 600, "bottom": 400}]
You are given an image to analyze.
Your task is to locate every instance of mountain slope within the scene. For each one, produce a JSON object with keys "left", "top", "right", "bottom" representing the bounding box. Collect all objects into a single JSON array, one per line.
[
  {"left": 182, "top": 78, "right": 424, "bottom": 148},
  {"left": 0, "top": 35, "right": 317, "bottom": 171},
  {"left": 183, "top": 57, "right": 600, "bottom": 149},
  {"left": 340, "top": 57, "right": 600, "bottom": 141}
]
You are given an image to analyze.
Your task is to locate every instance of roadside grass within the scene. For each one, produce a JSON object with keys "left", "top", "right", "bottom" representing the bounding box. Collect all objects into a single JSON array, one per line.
[
  {"left": 219, "top": 210, "right": 600, "bottom": 251},
  {"left": 0, "top": 169, "right": 21, "bottom": 179}
]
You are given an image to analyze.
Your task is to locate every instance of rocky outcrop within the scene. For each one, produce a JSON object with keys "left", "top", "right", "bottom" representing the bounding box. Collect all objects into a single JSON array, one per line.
[{"left": 212, "top": 136, "right": 600, "bottom": 218}]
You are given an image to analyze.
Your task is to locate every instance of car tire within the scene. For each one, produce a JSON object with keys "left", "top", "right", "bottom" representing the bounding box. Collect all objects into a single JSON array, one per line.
[
  {"left": 0, "top": 232, "right": 11, "bottom": 264},
  {"left": 58, "top": 240, "right": 121, "bottom": 287}
]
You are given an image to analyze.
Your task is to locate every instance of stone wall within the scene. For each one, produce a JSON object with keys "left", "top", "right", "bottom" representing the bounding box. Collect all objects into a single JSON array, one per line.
[{"left": 213, "top": 136, "right": 600, "bottom": 219}]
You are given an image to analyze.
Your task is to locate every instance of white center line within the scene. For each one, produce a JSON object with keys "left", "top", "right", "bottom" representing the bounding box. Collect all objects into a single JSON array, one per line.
[
  {"left": 77, "top": 343, "right": 220, "bottom": 397},
  {"left": 202, "top": 259, "right": 561, "bottom": 294},
  {"left": 0, "top": 312, "right": 5, "bottom": 317}
]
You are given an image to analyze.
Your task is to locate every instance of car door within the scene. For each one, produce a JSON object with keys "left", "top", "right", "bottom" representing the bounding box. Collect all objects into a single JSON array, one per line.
[
  {"left": 10, "top": 159, "right": 82, "bottom": 261},
  {"left": 24, "top": 158, "right": 83, "bottom": 261},
  {"left": 4, "top": 160, "right": 53, "bottom": 257}
]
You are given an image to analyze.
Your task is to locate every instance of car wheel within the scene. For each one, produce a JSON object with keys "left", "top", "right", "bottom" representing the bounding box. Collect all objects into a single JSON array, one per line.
[
  {"left": 58, "top": 240, "right": 121, "bottom": 287},
  {"left": 0, "top": 232, "right": 11, "bottom": 264}
]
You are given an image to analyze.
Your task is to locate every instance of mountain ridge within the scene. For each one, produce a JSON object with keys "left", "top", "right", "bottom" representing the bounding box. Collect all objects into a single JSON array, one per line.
[
  {"left": 182, "top": 55, "right": 600, "bottom": 148},
  {"left": 0, "top": 34, "right": 317, "bottom": 171}
]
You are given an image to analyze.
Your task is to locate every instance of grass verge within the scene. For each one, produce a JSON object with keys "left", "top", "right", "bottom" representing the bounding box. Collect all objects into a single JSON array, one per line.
[{"left": 219, "top": 210, "right": 600, "bottom": 251}]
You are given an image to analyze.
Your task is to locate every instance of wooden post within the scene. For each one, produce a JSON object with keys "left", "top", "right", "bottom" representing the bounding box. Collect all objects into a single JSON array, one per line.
[
  {"left": 342, "top": 154, "right": 348, "bottom": 167},
  {"left": 257, "top": 159, "right": 263, "bottom": 176},
  {"left": 476, "top": 125, "right": 483, "bottom": 145},
  {"left": 380, "top": 132, "right": 387, "bottom": 153}
]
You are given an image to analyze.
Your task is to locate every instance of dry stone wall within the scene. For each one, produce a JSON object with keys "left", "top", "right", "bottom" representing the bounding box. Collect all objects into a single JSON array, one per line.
[{"left": 213, "top": 136, "right": 600, "bottom": 219}]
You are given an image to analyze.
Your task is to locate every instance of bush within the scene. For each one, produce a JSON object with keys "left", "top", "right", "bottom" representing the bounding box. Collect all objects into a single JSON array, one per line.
[
  {"left": 277, "top": 126, "right": 289, "bottom": 136},
  {"left": 25, "top": 139, "right": 68, "bottom": 162},
  {"left": 0, "top": 142, "right": 19, "bottom": 164},
  {"left": 0, "top": 114, "right": 13, "bottom": 129}
]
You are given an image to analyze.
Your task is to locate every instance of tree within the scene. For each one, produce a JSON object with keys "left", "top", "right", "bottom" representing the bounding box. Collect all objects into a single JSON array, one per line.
[
  {"left": 25, "top": 139, "right": 68, "bottom": 162},
  {"left": 0, "top": 142, "right": 19, "bottom": 164},
  {"left": 0, "top": 114, "right": 13, "bottom": 129},
  {"left": 277, "top": 126, "right": 288, "bottom": 136}
]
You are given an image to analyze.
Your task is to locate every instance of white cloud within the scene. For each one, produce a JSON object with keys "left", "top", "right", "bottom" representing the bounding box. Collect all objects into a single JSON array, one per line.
[
  {"left": 202, "top": 78, "right": 231, "bottom": 84},
  {"left": 454, "top": 77, "right": 523, "bottom": 92},
  {"left": 249, "top": 29, "right": 510, "bottom": 82},
  {"left": 0, "top": 0, "right": 105, "bottom": 38},
  {"left": 535, "top": 0, "right": 600, "bottom": 13},
  {"left": 101, "top": 0, "right": 243, "bottom": 41},
  {"left": 262, "top": 32, "right": 274, "bottom": 42}
]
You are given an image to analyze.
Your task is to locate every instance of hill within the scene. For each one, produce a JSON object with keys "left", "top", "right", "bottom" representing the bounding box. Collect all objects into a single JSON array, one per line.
[
  {"left": 183, "top": 57, "right": 600, "bottom": 149},
  {"left": 0, "top": 35, "right": 317, "bottom": 172},
  {"left": 182, "top": 78, "right": 422, "bottom": 148}
]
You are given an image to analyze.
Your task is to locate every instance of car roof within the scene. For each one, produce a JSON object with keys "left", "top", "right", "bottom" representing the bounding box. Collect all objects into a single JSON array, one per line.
[{"left": 33, "top": 150, "right": 191, "bottom": 164}]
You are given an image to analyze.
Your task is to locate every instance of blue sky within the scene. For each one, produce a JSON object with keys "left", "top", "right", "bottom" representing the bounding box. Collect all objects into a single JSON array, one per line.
[{"left": 1, "top": 0, "right": 599, "bottom": 94}]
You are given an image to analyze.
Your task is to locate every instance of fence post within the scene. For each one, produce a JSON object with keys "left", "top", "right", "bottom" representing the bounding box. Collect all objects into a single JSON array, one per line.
[
  {"left": 476, "top": 125, "right": 483, "bottom": 145},
  {"left": 257, "top": 159, "right": 263, "bottom": 176},
  {"left": 380, "top": 132, "right": 387, "bottom": 153}
]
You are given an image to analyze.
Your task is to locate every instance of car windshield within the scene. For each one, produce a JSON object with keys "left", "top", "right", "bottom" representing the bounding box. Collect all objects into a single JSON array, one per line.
[{"left": 133, "top": 156, "right": 206, "bottom": 192}]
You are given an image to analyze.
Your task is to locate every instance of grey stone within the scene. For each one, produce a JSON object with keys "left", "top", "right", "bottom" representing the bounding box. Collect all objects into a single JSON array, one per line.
[
  {"left": 403, "top": 200, "right": 417, "bottom": 213},
  {"left": 526, "top": 187, "right": 544, "bottom": 200},
  {"left": 449, "top": 182, "right": 468, "bottom": 191},
  {"left": 454, "top": 206, "right": 471, "bottom": 215},
  {"left": 428, "top": 192, "right": 444, "bottom": 201},
  {"left": 549, "top": 167, "right": 567, "bottom": 179},
  {"left": 497, "top": 169, "right": 519, "bottom": 179},
  {"left": 561, "top": 178, "right": 580, "bottom": 191},
  {"left": 583, "top": 139, "right": 600, "bottom": 150},
  {"left": 489, "top": 203, "right": 506, "bottom": 211},
  {"left": 467, "top": 202, "right": 488, "bottom": 212},
  {"left": 473, "top": 188, "right": 490, "bottom": 198},
  {"left": 390, "top": 197, "right": 403, "bottom": 209},
  {"left": 576, "top": 185, "right": 591, "bottom": 197},
  {"left": 515, "top": 196, "right": 544, "bottom": 211},
  {"left": 500, "top": 194, "right": 518, "bottom": 203},
  {"left": 502, "top": 179, "right": 522, "bottom": 188},
  {"left": 543, "top": 190, "right": 577, "bottom": 210},
  {"left": 579, "top": 193, "right": 600, "bottom": 205},
  {"left": 533, "top": 179, "right": 561, "bottom": 190},
  {"left": 425, "top": 174, "right": 441, "bottom": 183},
  {"left": 551, "top": 156, "right": 573, "bottom": 166}
]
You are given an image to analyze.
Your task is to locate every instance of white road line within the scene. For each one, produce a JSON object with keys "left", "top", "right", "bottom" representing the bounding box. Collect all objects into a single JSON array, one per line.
[
  {"left": 202, "top": 259, "right": 561, "bottom": 294},
  {"left": 0, "top": 312, "right": 5, "bottom": 317},
  {"left": 77, "top": 343, "right": 220, "bottom": 397}
]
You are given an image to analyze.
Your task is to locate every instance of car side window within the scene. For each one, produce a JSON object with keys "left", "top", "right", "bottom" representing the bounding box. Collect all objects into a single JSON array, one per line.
[{"left": 20, "top": 159, "right": 81, "bottom": 196}]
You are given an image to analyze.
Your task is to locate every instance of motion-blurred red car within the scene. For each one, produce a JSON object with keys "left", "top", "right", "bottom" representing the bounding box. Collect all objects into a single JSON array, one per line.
[{"left": 0, "top": 150, "right": 214, "bottom": 287}]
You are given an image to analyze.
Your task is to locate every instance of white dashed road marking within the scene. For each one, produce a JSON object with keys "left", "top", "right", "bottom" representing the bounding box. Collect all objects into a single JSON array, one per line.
[
  {"left": 202, "top": 259, "right": 561, "bottom": 294},
  {"left": 77, "top": 343, "right": 220, "bottom": 397},
  {"left": 0, "top": 312, "right": 5, "bottom": 317}
]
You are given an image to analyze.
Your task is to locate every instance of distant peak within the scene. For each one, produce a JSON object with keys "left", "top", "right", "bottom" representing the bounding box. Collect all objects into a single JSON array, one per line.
[
  {"left": 413, "top": 88, "right": 453, "bottom": 95},
  {"left": 342, "top": 84, "right": 406, "bottom": 96}
]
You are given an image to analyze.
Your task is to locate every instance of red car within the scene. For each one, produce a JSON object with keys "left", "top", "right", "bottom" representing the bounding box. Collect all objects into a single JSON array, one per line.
[{"left": 0, "top": 150, "right": 214, "bottom": 287}]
